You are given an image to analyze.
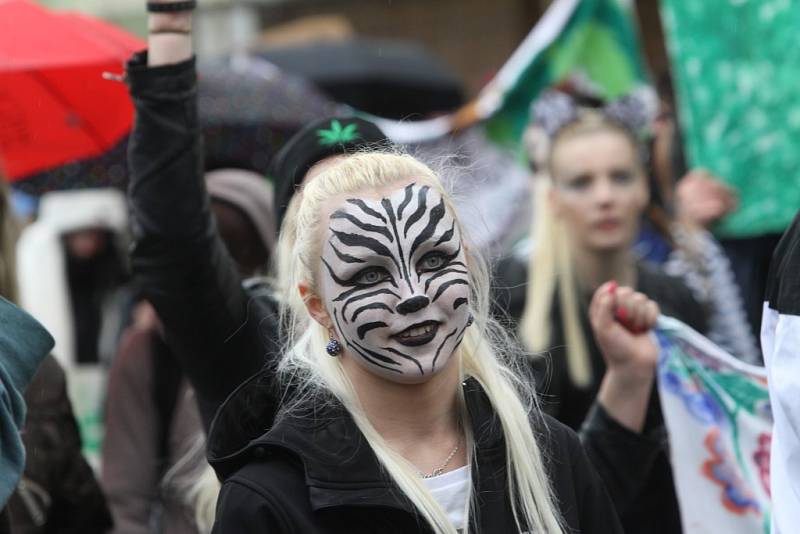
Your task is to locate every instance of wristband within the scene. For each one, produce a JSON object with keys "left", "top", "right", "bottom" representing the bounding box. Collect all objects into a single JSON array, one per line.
[{"left": 146, "top": 1, "right": 196, "bottom": 12}]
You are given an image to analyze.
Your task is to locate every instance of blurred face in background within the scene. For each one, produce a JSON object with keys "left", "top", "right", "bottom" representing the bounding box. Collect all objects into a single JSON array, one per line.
[
  {"left": 64, "top": 227, "right": 111, "bottom": 260},
  {"left": 548, "top": 127, "right": 649, "bottom": 254}
]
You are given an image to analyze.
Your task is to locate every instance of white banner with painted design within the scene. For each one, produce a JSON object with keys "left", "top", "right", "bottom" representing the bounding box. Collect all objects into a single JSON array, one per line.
[{"left": 655, "top": 316, "right": 772, "bottom": 534}]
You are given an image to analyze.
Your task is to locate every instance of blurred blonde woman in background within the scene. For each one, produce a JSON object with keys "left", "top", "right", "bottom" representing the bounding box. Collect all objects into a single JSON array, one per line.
[{"left": 494, "top": 100, "right": 709, "bottom": 534}]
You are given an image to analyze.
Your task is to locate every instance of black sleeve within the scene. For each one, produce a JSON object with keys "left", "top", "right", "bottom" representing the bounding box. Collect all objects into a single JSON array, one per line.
[
  {"left": 578, "top": 402, "right": 664, "bottom": 517},
  {"left": 126, "top": 53, "right": 278, "bottom": 429},
  {"left": 211, "top": 480, "right": 287, "bottom": 534},
  {"left": 541, "top": 415, "right": 624, "bottom": 534},
  {"left": 565, "top": 424, "right": 624, "bottom": 533}
]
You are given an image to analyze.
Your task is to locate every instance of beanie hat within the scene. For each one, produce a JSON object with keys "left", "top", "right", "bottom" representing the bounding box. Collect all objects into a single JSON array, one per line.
[{"left": 269, "top": 117, "right": 389, "bottom": 229}]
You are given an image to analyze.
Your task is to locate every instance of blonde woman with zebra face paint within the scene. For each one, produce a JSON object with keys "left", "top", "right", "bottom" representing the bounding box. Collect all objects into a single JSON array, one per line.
[
  {"left": 206, "top": 152, "right": 624, "bottom": 534},
  {"left": 311, "top": 182, "right": 471, "bottom": 383}
]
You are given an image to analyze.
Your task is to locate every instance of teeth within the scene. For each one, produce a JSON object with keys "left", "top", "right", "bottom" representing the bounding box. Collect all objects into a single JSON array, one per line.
[{"left": 399, "top": 324, "right": 434, "bottom": 338}]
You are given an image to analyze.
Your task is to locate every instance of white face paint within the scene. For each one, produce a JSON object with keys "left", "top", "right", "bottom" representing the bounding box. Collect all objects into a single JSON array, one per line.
[{"left": 319, "top": 182, "right": 471, "bottom": 383}]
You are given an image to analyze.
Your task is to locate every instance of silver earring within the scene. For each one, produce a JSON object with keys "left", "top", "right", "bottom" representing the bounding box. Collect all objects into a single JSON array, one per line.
[{"left": 466, "top": 313, "right": 474, "bottom": 327}]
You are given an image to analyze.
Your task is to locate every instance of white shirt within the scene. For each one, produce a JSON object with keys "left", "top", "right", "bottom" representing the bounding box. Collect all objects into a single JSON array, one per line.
[{"left": 422, "top": 465, "right": 470, "bottom": 531}]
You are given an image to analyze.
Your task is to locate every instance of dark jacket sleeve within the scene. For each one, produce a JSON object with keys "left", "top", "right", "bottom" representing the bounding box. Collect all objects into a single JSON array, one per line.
[
  {"left": 125, "top": 53, "right": 279, "bottom": 429},
  {"left": 8, "top": 355, "right": 113, "bottom": 534},
  {"left": 211, "top": 480, "right": 287, "bottom": 534},
  {"left": 578, "top": 402, "right": 664, "bottom": 516},
  {"left": 541, "top": 415, "right": 624, "bottom": 534}
]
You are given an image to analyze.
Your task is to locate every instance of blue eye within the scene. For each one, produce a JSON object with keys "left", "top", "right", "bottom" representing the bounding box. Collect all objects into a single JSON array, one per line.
[
  {"left": 418, "top": 251, "right": 447, "bottom": 272},
  {"left": 354, "top": 267, "right": 389, "bottom": 286}
]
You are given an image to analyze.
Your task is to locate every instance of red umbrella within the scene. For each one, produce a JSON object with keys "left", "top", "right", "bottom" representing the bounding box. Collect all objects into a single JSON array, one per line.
[{"left": 0, "top": 0, "right": 143, "bottom": 181}]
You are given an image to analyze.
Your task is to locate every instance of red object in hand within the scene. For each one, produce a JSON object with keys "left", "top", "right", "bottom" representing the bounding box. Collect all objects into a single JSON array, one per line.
[
  {"left": 608, "top": 280, "right": 647, "bottom": 334},
  {"left": 0, "top": 0, "right": 144, "bottom": 181}
]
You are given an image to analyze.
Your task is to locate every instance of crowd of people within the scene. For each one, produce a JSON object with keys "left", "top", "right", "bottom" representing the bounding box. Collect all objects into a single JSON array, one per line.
[{"left": 0, "top": 1, "right": 798, "bottom": 533}]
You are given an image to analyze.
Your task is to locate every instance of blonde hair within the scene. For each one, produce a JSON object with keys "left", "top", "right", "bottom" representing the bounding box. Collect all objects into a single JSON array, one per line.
[
  {"left": 277, "top": 151, "right": 565, "bottom": 534},
  {"left": 520, "top": 111, "right": 643, "bottom": 388},
  {"left": 0, "top": 170, "right": 18, "bottom": 303}
]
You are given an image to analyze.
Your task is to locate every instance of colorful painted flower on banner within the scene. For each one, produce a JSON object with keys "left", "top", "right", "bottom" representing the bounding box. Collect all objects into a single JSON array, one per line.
[{"left": 654, "top": 316, "right": 772, "bottom": 534}]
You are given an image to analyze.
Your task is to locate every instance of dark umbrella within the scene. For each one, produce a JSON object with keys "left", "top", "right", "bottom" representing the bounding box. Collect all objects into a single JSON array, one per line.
[
  {"left": 198, "top": 55, "right": 344, "bottom": 175},
  {"left": 256, "top": 38, "right": 465, "bottom": 120},
  {"left": 14, "top": 56, "right": 343, "bottom": 195}
]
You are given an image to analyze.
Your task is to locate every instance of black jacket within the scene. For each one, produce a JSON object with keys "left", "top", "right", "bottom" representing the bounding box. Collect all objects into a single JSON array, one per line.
[
  {"left": 492, "top": 255, "right": 709, "bottom": 534},
  {"left": 207, "top": 373, "right": 623, "bottom": 534},
  {"left": 126, "top": 52, "right": 281, "bottom": 431}
]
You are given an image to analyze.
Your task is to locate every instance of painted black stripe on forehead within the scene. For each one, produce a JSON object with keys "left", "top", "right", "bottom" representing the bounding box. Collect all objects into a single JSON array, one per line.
[
  {"left": 330, "top": 243, "right": 365, "bottom": 264},
  {"left": 396, "top": 184, "right": 415, "bottom": 220},
  {"left": 331, "top": 230, "right": 401, "bottom": 272},
  {"left": 432, "top": 278, "right": 468, "bottom": 302},
  {"left": 346, "top": 198, "right": 387, "bottom": 223},
  {"left": 409, "top": 197, "right": 446, "bottom": 260},
  {"left": 403, "top": 186, "right": 430, "bottom": 237},
  {"left": 331, "top": 210, "right": 394, "bottom": 243},
  {"left": 381, "top": 197, "right": 414, "bottom": 293},
  {"left": 434, "top": 221, "right": 456, "bottom": 247}
]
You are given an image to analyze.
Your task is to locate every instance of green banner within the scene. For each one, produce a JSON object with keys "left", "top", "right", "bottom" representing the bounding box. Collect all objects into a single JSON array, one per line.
[{"left": 660, "top": 0, "right": 800, "bottom": 238}]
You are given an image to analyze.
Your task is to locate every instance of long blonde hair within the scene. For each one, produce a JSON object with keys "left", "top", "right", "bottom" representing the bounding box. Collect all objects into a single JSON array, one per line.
[
  {"left": 278, "top": 152, "right": 565, "bottom": 534},
  {"left": 520, "top": 111, "right": 642, "bottom": 388}
]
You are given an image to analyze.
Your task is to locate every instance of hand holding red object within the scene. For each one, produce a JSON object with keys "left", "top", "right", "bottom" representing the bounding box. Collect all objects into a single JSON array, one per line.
[
  {"left": 591, "top": 281, "right": 661, "bottom": 433},
  {"left": 590, "top": 281, "right": 660, "bottom": 378}
]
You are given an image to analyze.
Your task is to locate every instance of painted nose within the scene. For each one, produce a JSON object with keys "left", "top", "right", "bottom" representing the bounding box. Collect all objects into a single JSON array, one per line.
[{"left": 396, "top": 295, "right": 430, "bottom": 315}]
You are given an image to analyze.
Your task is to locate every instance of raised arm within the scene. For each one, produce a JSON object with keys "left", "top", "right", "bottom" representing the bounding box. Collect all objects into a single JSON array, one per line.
[
  {"left": 126, "top": 1, "right": 278, "bottom": 430},
  {"left": 579, "top": 282, "right": 664, "bottom": 514}
]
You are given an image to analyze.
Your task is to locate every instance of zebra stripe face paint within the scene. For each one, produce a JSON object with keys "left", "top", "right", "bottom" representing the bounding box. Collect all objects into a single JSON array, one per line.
[{"left": 320, "top": 182, "right": 471, "bottom": 383}]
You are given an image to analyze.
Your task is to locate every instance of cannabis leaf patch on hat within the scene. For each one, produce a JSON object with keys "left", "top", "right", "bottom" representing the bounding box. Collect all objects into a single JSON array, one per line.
[{"left": 316, "top": 120, "right": 360, "bottom": 146}]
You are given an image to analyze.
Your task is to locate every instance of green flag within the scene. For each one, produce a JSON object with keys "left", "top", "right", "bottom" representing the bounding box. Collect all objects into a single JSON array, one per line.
[
  {"left": 367, "top": 0, "right": 648, "bottom": 147},
  {"left": 485, "top": 0, "right": 648, "bottom": 146},
  {"left": 661, "top": 0, "right": 800, "bottom": 238}
]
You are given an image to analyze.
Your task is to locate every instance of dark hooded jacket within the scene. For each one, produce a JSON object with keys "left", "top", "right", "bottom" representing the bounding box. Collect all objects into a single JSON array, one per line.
[{"left": 206, "top": 371, "right": 622, "bottom": 534}]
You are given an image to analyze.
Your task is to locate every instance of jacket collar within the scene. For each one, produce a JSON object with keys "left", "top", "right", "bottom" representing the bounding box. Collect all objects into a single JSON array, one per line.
[{"left": 207, "top": 372, "right": 509, "bottom": 518}]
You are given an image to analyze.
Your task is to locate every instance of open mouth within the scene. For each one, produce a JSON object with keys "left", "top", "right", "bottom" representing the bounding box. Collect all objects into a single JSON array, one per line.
[{"left": 392, "top": 320, "right": 439, "bottom": 347}]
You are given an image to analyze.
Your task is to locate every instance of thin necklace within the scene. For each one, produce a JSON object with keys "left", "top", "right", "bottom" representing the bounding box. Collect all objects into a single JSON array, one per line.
[{"left": 419, "top": 436, "right": 462, "bottom": 479}]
